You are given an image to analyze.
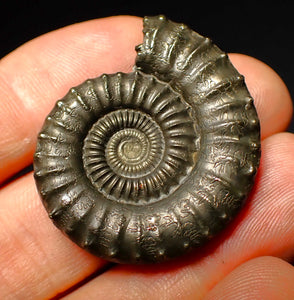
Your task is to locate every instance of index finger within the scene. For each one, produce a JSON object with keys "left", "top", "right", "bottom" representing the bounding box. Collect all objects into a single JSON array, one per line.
[
  {"left": 0, "top": 16, "right": 292, "bottom": 184},
  {"left": 0, "top": 15, "right": 142, "bottom": 183}
]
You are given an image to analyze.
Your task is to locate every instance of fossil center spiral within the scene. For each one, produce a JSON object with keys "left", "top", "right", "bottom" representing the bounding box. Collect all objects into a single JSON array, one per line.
[
  {"left": 114, "top": 129, "right": 148, "bottom": 161},
  {"left": 104, "top": 112, "right": 164, "bottom": 178},
  {"left": 82, "top": 106, "right": 195, "bottom": 203}
]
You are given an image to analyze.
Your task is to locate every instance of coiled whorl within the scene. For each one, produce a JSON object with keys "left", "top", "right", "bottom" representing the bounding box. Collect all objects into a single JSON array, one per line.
[{"left": 34, "top": 15, "right": 260, "bottom": 264}]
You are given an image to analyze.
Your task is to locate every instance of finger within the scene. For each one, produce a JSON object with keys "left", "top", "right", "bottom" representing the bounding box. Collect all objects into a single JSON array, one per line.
[
  {"left": 0, "top": 15, "right": 142, "bottom": 183},
  {"left": 60, "top": 133, "right": 294, "bottom": 299},
  {"left": 0, "top": 173, "right": 106, "bottom": 299},
  {"left": 229, "top": 53, "right": 293, "bottom": 138},
  {"left": 205, "top": 256, "right": 294, "bottom": 300},
  {"left": 0, "top": 18, "right": 292, "bottom": 183}
]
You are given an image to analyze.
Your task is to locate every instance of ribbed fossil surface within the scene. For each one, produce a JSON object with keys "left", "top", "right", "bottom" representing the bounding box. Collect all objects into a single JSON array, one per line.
[{"left": 34, "top": 15, "right": 260, "bottom": 264}]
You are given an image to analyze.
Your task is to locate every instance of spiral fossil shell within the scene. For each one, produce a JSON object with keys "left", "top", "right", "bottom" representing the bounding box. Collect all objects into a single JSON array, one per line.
[{"left": 34, "top": 15, "right": 260, "bottom": 264}]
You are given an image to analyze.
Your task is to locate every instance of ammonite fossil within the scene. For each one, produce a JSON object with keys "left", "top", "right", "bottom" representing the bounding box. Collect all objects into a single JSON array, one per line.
[{"left": 34, "top": 15, "right": 260, "bottom": 264}]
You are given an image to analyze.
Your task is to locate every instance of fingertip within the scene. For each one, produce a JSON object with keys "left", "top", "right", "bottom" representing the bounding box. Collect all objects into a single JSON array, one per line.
[
  {"left": 229, "top": 53, "right": 293, "bottom": 139},
  {"left": 205, "top": 256, "right": 294, "bottom": 300}
]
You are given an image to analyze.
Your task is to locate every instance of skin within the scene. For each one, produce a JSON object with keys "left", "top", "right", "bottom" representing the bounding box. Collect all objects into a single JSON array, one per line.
[{"left": 0, "top": 16, "right": 293, "bottom": 299}]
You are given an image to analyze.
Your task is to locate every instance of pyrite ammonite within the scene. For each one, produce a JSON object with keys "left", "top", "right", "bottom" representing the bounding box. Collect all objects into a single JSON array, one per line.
[{"left": 34, "top": 15, "right": 260, "bottom": 264}]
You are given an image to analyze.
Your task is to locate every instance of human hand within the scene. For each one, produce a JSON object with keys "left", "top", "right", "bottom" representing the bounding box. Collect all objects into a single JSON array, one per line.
[{"left": 0, "top": 16, "right": 293, "bottom": 299}]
